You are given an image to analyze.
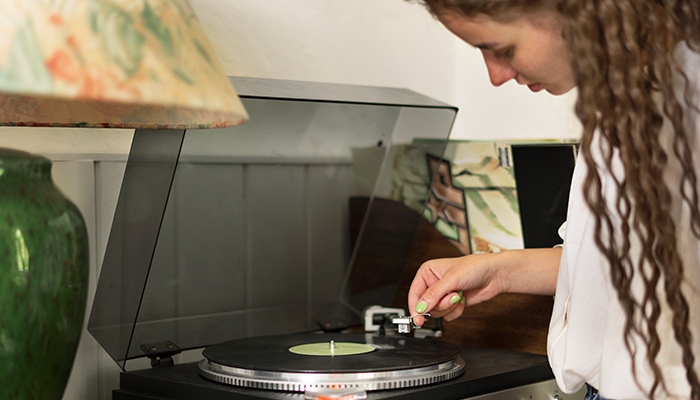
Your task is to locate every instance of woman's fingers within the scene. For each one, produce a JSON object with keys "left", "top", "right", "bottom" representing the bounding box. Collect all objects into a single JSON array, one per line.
[{"left": 412, "top": 290, "right": 464, "bottom": 326}]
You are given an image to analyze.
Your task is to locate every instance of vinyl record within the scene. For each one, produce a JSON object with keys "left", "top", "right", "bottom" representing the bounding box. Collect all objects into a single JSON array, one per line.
[{"left": 199, "top": 333, "right": 465, "bottom": 392}]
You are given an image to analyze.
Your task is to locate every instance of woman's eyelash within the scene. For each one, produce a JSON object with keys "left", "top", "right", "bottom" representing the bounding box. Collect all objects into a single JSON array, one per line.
[{"left": 494, "top": 48, "right": 514, "bottom": 59}]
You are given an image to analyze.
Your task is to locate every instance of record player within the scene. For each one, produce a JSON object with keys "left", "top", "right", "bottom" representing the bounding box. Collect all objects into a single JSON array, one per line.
[{"left": 88, "top": 77, "right": 582, "bottom": 400}]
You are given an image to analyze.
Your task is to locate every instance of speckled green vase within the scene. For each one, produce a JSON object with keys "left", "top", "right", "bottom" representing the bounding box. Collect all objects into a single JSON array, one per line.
[{"left": 0, "top": 148, "right": 89, "bottom": 400}]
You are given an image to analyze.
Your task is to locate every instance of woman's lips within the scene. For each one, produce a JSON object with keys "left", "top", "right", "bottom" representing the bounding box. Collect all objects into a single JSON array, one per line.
[{"left": 528, "top": 83, "right": 544, "bottom": 92}]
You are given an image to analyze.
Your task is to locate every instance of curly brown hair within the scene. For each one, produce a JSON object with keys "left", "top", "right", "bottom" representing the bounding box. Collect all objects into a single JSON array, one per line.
[{"left": 413, "top": 0, "right": 700, "bottom": 398}]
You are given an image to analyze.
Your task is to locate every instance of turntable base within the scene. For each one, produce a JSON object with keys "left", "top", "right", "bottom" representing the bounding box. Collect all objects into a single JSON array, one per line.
[{"left": 113, "top": 345, "right": 574, "bottom": 400}]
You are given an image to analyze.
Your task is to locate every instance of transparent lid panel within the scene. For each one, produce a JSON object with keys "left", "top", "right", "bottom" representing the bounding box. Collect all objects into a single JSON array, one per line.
[{"left": 88, "top": 79, "right": 456, "bottom": 370}]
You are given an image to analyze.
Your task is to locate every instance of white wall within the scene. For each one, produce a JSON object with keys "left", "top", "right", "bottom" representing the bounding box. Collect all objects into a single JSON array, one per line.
[
  {"left": 0, "top": 0, "right": 580, "bottom": 157},
  {"left": 193, "top": 0, "right": 581, "bottom": 141},
  {"left": 0, "top": 1, "right": 582, "bottom": 399}
]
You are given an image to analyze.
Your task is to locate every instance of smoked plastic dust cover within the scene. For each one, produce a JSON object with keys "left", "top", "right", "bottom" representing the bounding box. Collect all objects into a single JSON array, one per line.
[{"left": 87, "top": 77, "right": 457, "bottom": 370}]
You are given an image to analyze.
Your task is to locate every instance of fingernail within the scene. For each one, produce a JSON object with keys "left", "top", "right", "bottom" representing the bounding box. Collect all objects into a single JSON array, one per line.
[
  {"left": 450, "top": 294, "right": 461, "bottom": 304},
  {"left": 415, "top": 300, "right": 428, "bottom": 314}
]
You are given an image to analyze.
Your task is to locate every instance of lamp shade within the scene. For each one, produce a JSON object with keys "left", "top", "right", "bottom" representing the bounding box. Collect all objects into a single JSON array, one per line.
[{"left": 0, "top": 0, "right": 248, "bottom": 129}]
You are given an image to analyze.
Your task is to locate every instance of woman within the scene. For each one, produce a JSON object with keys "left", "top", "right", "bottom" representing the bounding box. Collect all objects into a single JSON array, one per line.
[{"left": 407, "top": 1, "right": 700, "bottom": 399}]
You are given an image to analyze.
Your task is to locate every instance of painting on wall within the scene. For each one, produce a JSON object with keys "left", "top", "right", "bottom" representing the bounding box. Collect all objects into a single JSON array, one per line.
[
  {"left": 390, "top": 140, "right": 521, "bottom": 254},
  {"left": 389, "top": 139, "right": 577, "bottom": 254}
]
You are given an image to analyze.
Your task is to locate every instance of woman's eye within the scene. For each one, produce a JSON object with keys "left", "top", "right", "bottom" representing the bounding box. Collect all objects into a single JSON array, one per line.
[{"left": 494, "top": 47, "right": 514, "bottom": 59}]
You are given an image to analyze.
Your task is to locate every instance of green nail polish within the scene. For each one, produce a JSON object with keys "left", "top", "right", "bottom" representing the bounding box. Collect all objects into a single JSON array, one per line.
[
  {"left": 415, "top": 301, "right": 428, "bottom": 314},
  {"left": 450, "top": 294, "right": 461, "bottom": 304}
]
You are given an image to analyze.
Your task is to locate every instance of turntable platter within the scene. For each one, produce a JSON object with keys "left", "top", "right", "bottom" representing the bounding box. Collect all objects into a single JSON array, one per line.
[{"left": 199, "top": 333, "right": 465, "bottom": 392}]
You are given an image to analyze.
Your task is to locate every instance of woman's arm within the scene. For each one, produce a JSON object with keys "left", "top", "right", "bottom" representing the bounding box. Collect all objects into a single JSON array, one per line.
[{"left": 408, "top": 247, "right": 562, "bottom": 326}]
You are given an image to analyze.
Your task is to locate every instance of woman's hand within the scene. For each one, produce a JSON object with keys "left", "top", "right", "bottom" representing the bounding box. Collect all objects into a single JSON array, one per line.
[
  {"left": 408, "top": 248, "right": 562, "bottom": 326},
  {"left": 408, "top": 253, "right": 501, "bottom": 326}
]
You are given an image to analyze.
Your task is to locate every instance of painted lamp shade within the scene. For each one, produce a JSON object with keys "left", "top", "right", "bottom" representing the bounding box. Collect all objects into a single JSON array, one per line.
[
  {"left": 0, "top": 0, "right": 249, "bottom": 129},
  {"left": 0, "top": 1, "right": 248, "bottom": 398}
]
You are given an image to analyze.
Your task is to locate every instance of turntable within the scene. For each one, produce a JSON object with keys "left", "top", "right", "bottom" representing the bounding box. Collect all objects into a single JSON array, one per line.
[
  {"left": 88, "top": 77, "right": 581, "bottom": 400},
  {"left": 199, "top": 331, "right": 465, "bottom": 393}
]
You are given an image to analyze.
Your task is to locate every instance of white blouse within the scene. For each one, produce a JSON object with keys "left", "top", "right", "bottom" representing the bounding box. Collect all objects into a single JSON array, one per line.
[{"left": 547, "top": 42, "right": 700, "bottom": 399}]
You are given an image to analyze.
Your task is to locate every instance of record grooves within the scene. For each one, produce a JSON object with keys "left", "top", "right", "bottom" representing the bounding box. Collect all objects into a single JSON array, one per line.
[{"left": 199, "top": 333, "right": 466, "bottom": 392}]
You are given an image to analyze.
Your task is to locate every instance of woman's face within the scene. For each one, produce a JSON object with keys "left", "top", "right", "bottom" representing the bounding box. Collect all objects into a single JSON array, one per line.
[{"left": 437, "top": 11, "right": 576, "bottom": 95}]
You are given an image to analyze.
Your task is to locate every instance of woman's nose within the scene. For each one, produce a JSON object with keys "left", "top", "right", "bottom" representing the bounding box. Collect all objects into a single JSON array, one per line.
[{"left": 484, "top": 59, "right": 517, "bottom": 87}]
